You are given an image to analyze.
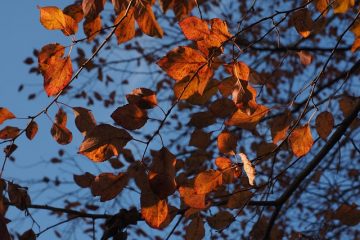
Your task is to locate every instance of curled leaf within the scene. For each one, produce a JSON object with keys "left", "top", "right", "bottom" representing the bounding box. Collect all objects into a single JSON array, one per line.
[{"left": 239, "top": 153, "right": 256, "bottom": 186}]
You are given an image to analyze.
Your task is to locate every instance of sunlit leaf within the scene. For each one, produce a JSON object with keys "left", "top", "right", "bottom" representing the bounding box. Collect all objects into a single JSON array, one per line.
[
  {"left": 135, "top": 3, "right": 163, "bottom": 38},
  {"left": 83, "top": 15, "right": 101, "bottom": 41},
  {"left": 290, "top": 9, "right": 313, "bottom": 38},
  {"left": 270, "top": 110, "right": 292, "bottom": 144},
  {"left": 194, "top": 169, "right": 222, "bottom": 194},
  {"left": 63, "top": 3, "right": 84, "bottom": 23},
  {"left": 39, "top": 6, "right": 66, "bottom": 30},
  {"left": 288, "top": 124, "right": 314, "bottom": 157},
  {"left": 215, "top": 157, "right": 232, "bottom": 170},
  {"left": 217, "top": 130, "right": 238, "bottom": 155},
  {"left": 239, "top": 153, "right": 256, "bottom": 186},
  {"left": 0, "top": 108, "right": 15, "bottom": 125},
  {"left": 82, "top": 0, "right": 105, "bottom": 20},
  {"left": 179, "top": 16, "right": 209, "bottom": 41},
  {"left": 179, "top": 186, "right": 207, "bottom": 209},
  {"left": 126, "top": 88, "right": 157, "bottom": 109},
  {"left": 333, "top": 0, "right": 354, "bottom": 14},
  {"left": 51, "top": 108, "right": 72, "bottom": 145},
  {"left": 226, "top": 104, "right": 268, "bottom": 130},
  {"left": 114, "top": 7, "right": 135, "bottom": 44},
  {"left": 111, "top": 104, "right": 148, "bottom": 130},
  {"left": 141, "top": 189, "right": 168, "bottom": 229},
  {"left": 297, "top": 51, "right": 313, "bottom": 65}
]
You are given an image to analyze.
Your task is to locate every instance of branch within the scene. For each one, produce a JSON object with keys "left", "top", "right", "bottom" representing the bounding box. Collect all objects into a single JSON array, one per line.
[{"left": 263, "top": 98, "right": 360, "bottom": 240}]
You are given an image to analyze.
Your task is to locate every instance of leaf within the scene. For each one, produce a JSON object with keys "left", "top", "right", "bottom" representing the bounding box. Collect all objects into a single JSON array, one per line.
[
  {"left": 0, "top": 108, "right": 15, "bottom": 125},
  {"left": 226, "top": 61, "right": 250, "bottom": 81},
  {"left": 157, "top": 46, "right": 207, "bottom": 81},
  {"left": 0, "top": 126, "right": 20, "bottom": 139},
  {"left": 61, "top": 14, "right": 78, "bottom": 36},
  {"left": 82, "top": 0, "right": 105, "bottom": 20},
  {"left": 149, "top": 172, "right": 176, "bottom": 199},
  {"left": 74, "top": 172, "right": 95, "bottom": 188},
  {"left": 185, "top": 216, "right": 205, "bottom": 240},
  {"left": 179, "top": 16, "right": 210, "bottom": 41},
  {"left": 126, "top": 88, "right": 157, "bottom": 109},
  {"left": 270, "top": 110, "right": 292, "bottom": 144},
  {"left": 194, "top": 169, "right": 222, "bottom": 194},
  {"left": 206, "top": 211, "right": 234, "bottom": 230},
  {"left": 226, "top": 104, "right": 268, "bottom": 130},
  {"left": 39, "top": 6, "right": 66, "bottom": 30},
  {"left": 150, "top": 147, "right": 177, "bottom": 179},
  {"left": 315, "top": 111, "right": 334, "bottom": 140},
  {"left": 215, "top": 157, "right": 232, "bottom": 170},
  {"left": 290, "top": 9, "right": 313, "bottom": 38},
  {"left": 351, "top": 38, "right": 360, "bottom": 52},
  {"left": 339, "top": 95, "right": 357, "bottom": 117},
  {"left": 91, "top": 172, "right": 129, "bottom": 201},
  {"left": 333, "top": 0, "right": 354, "bottom": 14},
  {"left": 315, "top": 0, "right": 330, "bottom": 15},
  {"left": 114, "top": 7, "right": 135, "bottom": 44},
  {"left": 217, "top": 131, "right": 238, "bottom": 155},
  {"left": 38, "top": 43, "right": 65, "bottom": 66},
  {"left": 83, "top": 15, "right": 102, "bottom": 41},
  {"left": 26, "top": 121, "right": 38, "bottom": 140},
  {"left": 288, "top": 124, "right": 314, "bottom": 157},
  {"left": 19, "top": 229, "right": 36, "bottom": 240},
  {"left": 51, "top": 108, "right": 72, "bottom": 145},
  {"left": 42, "top": 56, "right": 73, "bottom": 96},
  {"left": 333, "top": 203, "right": 360, "bottom": 226},
  {"left": 297, "top": 51, "right": 313, "bottom": 65},
  {"left": 63, "top": 3, "right": 84, "bottom": 23},
  {"left": 111, "top": 104, "right": 148, "bottom": 130},
  {"left": 4, "top": 144, "right": 18, "bottom": 157},
  {"left": 79, "top": 124, "right": 132, "bottom": 162},
  {"left": 209, "top": 98, "right": 236, "bottom": 118},
  {"left": 226, "top": 190, "right": 253, "bottom": 209},
  {"left": 239, "top": 153, "right": 256, "bottom": 186},
  {"left": 189, "top": 129, "right": 211, "bottom": 149},
  {"left": 0, "top": 215, "right": 10, "bottom": 240},
  {"left": 187, "top": 79, "right": 219, "bottom": 105},
  {"left": 8, "top": 182, "right": 31, "bottom": 211},
  {"left": 179, "top": 186, "right": 207, "bottom": 209},
  {"left": 135, "top": 3, "right": 163, "bottom": 38},
  {"left": 72, "top": 107, "right": 96, "bottom": 136},
  {"left": 141, "top": 189, "right": 168, "bottom": 229}
]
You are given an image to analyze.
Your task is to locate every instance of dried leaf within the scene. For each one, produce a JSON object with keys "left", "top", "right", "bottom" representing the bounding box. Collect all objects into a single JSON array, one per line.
[
  {"left": 72, "top": 107, "right": 96, "bottom": 136},
  {"left": 4, "top": 144, "right": 18, "bottom": 157},
  {"left": 114, "top": 7, "right": 135, "bottom": 44},
  {"left": 19, "top": 229, "right": 36, "bottom": 240},
  {"left": 141, "top": 189, "right": 168, "bottom": 229},
  {"left": 111, "top": 104, "right": 148, "bottom": 130},
  {"left": 209, "top": 98, "right": 236, "bottom": 118},
  {"left": 26, "top": 121, "right": 38, "bottom": 140},
  {"left": 63, "top": 4, "right": 84, "bottom": 23},
  {"left": 51, "top": 108, "right": 72, "bottom": 145},
  {"left": 206, "top": 211, "right": 234, "bottom": 230},
  {"left": 149, "top": 172, "right": 176, "bottom": 199},
  {"left": 189, "top": 111, "right": 216, "bottom": 129},
  {"left": 315, "top": 0, "right": 330, "bottom": 15},
  {"left": 333, "top": 203, "right": 360, "bottom": 226},
  {"left": 288, "top": 124, "right": 314, "bottom": 157},
  {"left": 126, "top": 88, "right": 157, "bottom": 109},
  {"left": 0, "top": 108, "right": 15, "bottom": 125},
  {"left": 239, "top": 153, "right": 256, "bottom": 186},
  {"left": 315, "top": 111, "right": 334, "bottom": 140},
  {"left": 339, "top": 95, "right": 357, "bottom": 117},
  {"left": 217, "top": 131, "right": 238, "bottom": 155},
  {"left": 185, "top": 216, "right": 205, "bottom": 240},
  {"left": 179, "top": 16, "right": 209, "bottom": 41},
  {"left": 0, "top": 126, "right": 20, "bottom": 139},
  {"left": 73, "top": 172, "right": 95, "bottom": 188},
  {"left": 194, "top": 169, "right": 222, "bottom": 194},
  {"left": 91, "top": 172, "right": 129, "bottom": 201},
  {"left": 79, "top": 124, "right": 132, "bottom": 162}
]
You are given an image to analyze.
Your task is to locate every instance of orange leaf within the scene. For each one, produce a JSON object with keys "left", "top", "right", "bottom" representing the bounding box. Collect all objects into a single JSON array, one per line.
[
  {"left": 38, "top": 43, "right": 65, "bottom": 67},
  {"left": 42, "top": 56, "right": 73, "bottom": 96},
  {"left": 91, "top": 172, "right": 129, "bottom": 201},
  {"left": 288, "top": 124, "right": 314, "bottom": 157},
  {"left": 315, "top": 111, "right": 334, "bottom": 140},
  {"left": 239, "top": 153, "right": 256, "bottom": 186},
  {"left": 226, "top": 61, "right": 250, "bottom": 81},
  {"left": 82, "top": 0, "right": 105, "bottom": 20},
  {"left": 61, "top": 14, "right": 78, "bottom": 36},
  {"left": 150, "top": 147, "right": 177, "bottom": 178},
  {"left": 179, "top": 186, "right": 207, "bottom": 209},
  {"left": 73, "top": 172, "right": 95, "bottom": 188},
  {"left": 83, "top": 15, "right": 102, "bottom": 41},
  {"left": 315, "top": 0, "right": 330, "bottom": 15},
  {"left": 50, "top": 123, "right": 72, "bottom": 145},
  {"left": 126, "top": 88, "right": 157, "bottom": 109},
  {"left": 39, "top": 6, "right": 66, "bottom": 30},
  {"left": 194, "top": 169, "right": 222, "bottom": 194},
  {"left": 189, "top": 129, "right": 211, "bottom": 149},
  {"left": 217, "top": 130, "right": 238, "bottom": 155},
  {"left": 206, "top": 211, "right": 234, "bottom": 230},
  {"left": 114, "top": 7, "right": 135, "bottom": 44},
  {"left": 226, "top": 104, "right": 268, "bottom": 130},
  {"left": 72, "top": 107, "right": 96, "bottom": 136},
  {"left": 333, "top": 0, "right": 354, "bottom": 14},
  {"left": 135, "top": 3, "right": 163, "bottom": 38},
  {"left": 226, "top": 190, "right": 253, "bottom": 209},
  {"left": 290, "top": 9, "right": 313, "bottom": 38},
  {"left": 187, "top": 79, "right": 219, "bottom": 105},
  {"left": 63, "top": 3, "right": 84, "bottom": 23},
  {"left": 111, "top": 104, "right": 148, "bottom": 130},
  {"left": 297, "top": 51, "right": 313, "bottom": 65},
  {"left": 270, "top": 110, "right": 292, "bottom": 144},
  {"left": 0, "top": 108, "right": 15, "bottom": 125},
  {"left": 141, "top": 189, "right": 168, "bottom": 229},
  {"left": 0, "top": 126, "right": 20, "bottom": 140},
  {"left": 185, "top": 216, "right": 205, "bottom": 240},
  {"left": 351, "top": 38, "right": 360, "bottom": 52},
  {"left": 79, "top": 124, "right": 132, "bottom": 162},
  {"left": 179, "top": 16, "right": 210, "bottom": 41},
  {"left": 25, "top": 121, "right": 38, "bottom": 140},
  {"left": 210, "top": 18, "right": 232, "bottom": 40},
  {"left": 215, "top": 157, "right": 232, "bottom": 170}
]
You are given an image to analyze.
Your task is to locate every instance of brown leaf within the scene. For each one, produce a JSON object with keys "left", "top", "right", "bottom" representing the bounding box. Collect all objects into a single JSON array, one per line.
[
  {"left": 0, "top": 108, "right": 15, "bottom": 125},
  {"left": 226, "top": 104, "right": 268, "bottom": 130},
  {"left": 187, "top": 79, "right": 218, "bottom": 105},
  {"left": 315, "top": 111, "right": 334, "bottom": 140},
  {"left": 126, "top": 88, "right": 157, "bottom": 109},
  {"left": 189, "top": 111, "right": 216, "bottom": 129},
  {"left": 226, "top": 190, "right": 253, "bottom": 209},
  {"left": 25, "top": 121, "right": 38, "bottom": 140},
  {"left": 194, "top": 169, "right": 222, "bottom": 194},
  {"left": 333, "top": 203, "right": 360, "bottom": 226},
  {"left": 339, "top": 95, "right": 358, "bottom": 117},
  {"left": 209, "top": 98, "right": 236, "bottom": 118},
  {"left": 73, "top": 172, "right": 95, "bottom": 188},
  {"left": 0, "top": 126, "right": 20, "bottom": 139},
  {"left": 141, "top": 189, "right": 168, "bottom": 229},
  {"left": 288, "top": 124, "right": 314, "bottom": 157},
  {"left": 189, "top": 129, "right": 211, "bottom": 149},
  {"left": 185, "top": 216, "right": 205, "bottom": 240},
  {"left": 39, "top": 6, "right": 66, "bottom": 30},
  {"left": 290, "top": 9, "right": 313, "bottom": 38},
  {"left": 19, "top": 229, "right": 36, "bottom": 240},
  {"left": 51, "top": 109, "right": 72, "bottom": 145},
  {"left": 8, "top": 182, "right": 31, "bottom": 211},
  {"left": 0, "top": 215, "right": 10, "bottom": 240},
  {"left": 79, "top": 124, "right": 132, "bottom": 162},
  {"left": 270, "top": 110, "right": 292, "bottom": 144},
  {"left": 179, "top": 16, "right": 210, "bottom": 41},
  {"left": 83, "top": 15, "right": 102, "bottom": 41},
  {"left": 4, "top": 144, "right": 18, "bottom": 157},
  {"left": 135, "top": 3, "right": 163, "bottom": 38},
  {"left": 226, "top": 61, "right": 250, "bottom": 81},
  {"left": 115, "top": 7, "right": 135, "bottom": 44},
  {"left": 149, "top": 172, "right": 176, "bottom": 199},
  {"left": 111, "top": 104, "right": 148, "bottom": 130},
  {"left": 63, "top": 3, "right": 84, "bottom": 23},
  {"left": 179, "top": 186, "right": 207, "bottom": 209},
  {"left": 61, "top": 14, "right": 78, "bottom": 36},
  {"left": 72, "top": 107, "right": 96, "bottom": 136},
  {"left": 206, "top": 211, "right": 234, "bottom": 230},
  {"left": 297, "top": 51, "right": 313, "bottom": 65},
  {"left": 315, "top": 0, "right": 330, "bottom": 15},
  {"left": 217, "top": 131, "right": 238, "bottom": 155},
  {"left": 82, "top": 0, "right": 105, "bottom": 20},
  {"left": 91, "top": 172, "right": 129, "bottom": 201},
  {"left": 239, "top": 153, "right": 256, "bottom": 186}
]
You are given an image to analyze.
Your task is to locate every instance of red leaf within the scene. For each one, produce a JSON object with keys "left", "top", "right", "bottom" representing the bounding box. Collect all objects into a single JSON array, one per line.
[{"left": 0, "top": 108, "right": 16, "bottom": 125}]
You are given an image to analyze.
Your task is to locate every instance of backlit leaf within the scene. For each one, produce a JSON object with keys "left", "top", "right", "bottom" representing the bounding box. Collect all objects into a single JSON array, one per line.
[
  {"left": 82, "top": 0, "right": 105, "bottom": 20},
  {"left": 179, "top": 16, "right": 210, "bottom": 41},
  {"left": 72, "top": 107, "right": 96, "bottom": 136},
  {"left": 239, "top": 153, "right": 256, "bottom": 186},
  {"left": 83, "top": 15, "right": 101, "bottom": 41},
  {"left": 297, "top": 51, "right": 313, "bottom": 65},
  {"left": 288, "top": 124, "right": 314, "bottom": 157},
  {"left": 111, "top": 104, "right": 148, "bottom": 130},
  {"left": 51, "top": 108, "right": 72, "bottom": 145},
  {"left": 194, "top": 169, "right": 222, "bottom": 194},
  {"left": 39, "top": 6, "right": 66, "bottom": 30},
  {"left": 63, "top": 3, "right": 84, "bottom": 23},
  {"left": 91, "top": 172, "right": 129, "bottom": 201},
  {"left": 0, "top": 108, "right": 15, "bottom": 125},
  {"left": 226, "top": 104, "right": 268, "bottom": 130},
  {"left": 217, "top": 131, "right": 238, "bottom": 155},
  {"left": 149, "top": 172, "right": 176, "bottom": 199},
  {"left": 315, "top": 111, "right": 334, "bottom": 140},
  {"left": 126, "top": 88, "right": 157, "bottom": 109},
  {"left": 215, "top": 157, "right": 232, "bottom": 170},
  {"left": 290, "top": 9, "right": 313, "bottom": 38},
  {"left": 270, "top": 110, "right": 292, "bottom": 144},
  {"left": 179, "top": 186, "right": 207, "bottom": 209},
  {"left": 25, "top": 121, "right": 38, "bottom": 140},
  {"left": 141, "top": 189, "right": 168, "bottom": 229},
  {"left": 135, "top": 3, "right": 163, "bottom": 38},
  {"left": 207, "top": 211, "right": 234, "bottom": 230},
  {"left": 185, "top": 216, "right": 205, "bottom": 240},
  {"left": 79, "top": 124, "right": 132, "bottom": 162},
  {"left": 0, "top": 126, "right": 20, "bottom": 140},
  {"left": 114, "top": 7, "right": 135, "bottom": 44},
  {"left": 333, "top": 0, "right": 354, "bottom": 14}
]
